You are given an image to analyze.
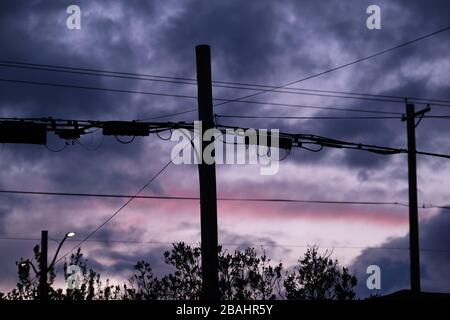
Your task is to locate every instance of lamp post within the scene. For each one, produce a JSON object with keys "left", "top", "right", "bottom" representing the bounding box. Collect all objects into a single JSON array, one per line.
[
  {"left": 48, "top": 232, "right": 76, "bottom": 271},
  {"left": 21, "top": 231, "right": 76, "bottom": 300}
]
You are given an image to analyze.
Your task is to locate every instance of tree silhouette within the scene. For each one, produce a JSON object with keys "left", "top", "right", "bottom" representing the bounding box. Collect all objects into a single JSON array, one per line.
[
  {"left": 3, "top": 244, "right": 56, "bottom": 300},
  {"left": 129, "top": 243, "right": 283, "bottom": 300},
  {"left": 0, "top": 242, "right": 357, "bottom": 300},
  {"left": 57, "top": 248, "right": 132, "bottom": 300},
  {"left": 284, "top": 246, "right": 357, "bottom": 300}
]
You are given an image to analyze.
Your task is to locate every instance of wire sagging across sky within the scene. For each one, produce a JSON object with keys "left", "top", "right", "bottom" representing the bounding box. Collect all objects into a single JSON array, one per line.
[
  {"left": 0, "top": 189, "right": 449, "bottom": 211},
  {"left": 2, "top": 25, "right": 450, "bottom": 123}
]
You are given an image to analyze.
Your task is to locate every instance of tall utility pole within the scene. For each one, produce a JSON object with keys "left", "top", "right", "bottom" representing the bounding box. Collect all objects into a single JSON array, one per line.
[
  {"left": 405, "top": 103, "right": 429, "bottom": 294},
  {"left": 195, "top": 44, "right": 219, "bottom": 300},
  {"left": 39, "top": 230, "right": 48, "bottom": 301}
]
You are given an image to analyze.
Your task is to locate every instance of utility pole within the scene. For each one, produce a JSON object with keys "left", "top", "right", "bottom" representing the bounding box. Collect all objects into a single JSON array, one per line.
[
  {"left": 195, "top": 45, "right": 219, "bottom": 300},
  {"left": 39, "top": 230, "right": 48, "bottom": 301},
  {"left": 405, "top": 103, "right": 429, "bottom": 294}
]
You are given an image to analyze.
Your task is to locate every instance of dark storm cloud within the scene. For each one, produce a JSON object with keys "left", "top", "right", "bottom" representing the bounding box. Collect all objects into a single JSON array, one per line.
[
  {"left": 0, "top": 0, "right": 449, "bottom": 293},
  {"left": 352, "top": 209, "right": 450, "bottom": 297},
  {"left": 174, "top": 0, "right": 450, "bottom": 172},
  {"left": 86, "top": 242, "right": 171, "bottom": 278},
  {"left": 151, "top": 0, "right": 286, "bottom": 81},
  {"left": 0, "top": 0, "right": 194, "bottom": 122},
  {"left": 0, "top": 0, "right": 172, "bottom": 203}
]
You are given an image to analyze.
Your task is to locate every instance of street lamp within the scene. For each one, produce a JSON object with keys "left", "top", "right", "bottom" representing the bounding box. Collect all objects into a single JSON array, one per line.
[
  {"left": 23, "top": 231, "right": 76, "bottom": 300},
  {"left": 19, "top": 260, "right": 39, "bottom": 275},
  {"left": 48, "top": 231, "right": 76, "bottom": 271}
]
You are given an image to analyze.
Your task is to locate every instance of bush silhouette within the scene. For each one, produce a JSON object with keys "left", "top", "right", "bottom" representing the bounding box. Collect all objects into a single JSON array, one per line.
[{"left": 0, "top": 242, "right": 357, "bottom": 300}]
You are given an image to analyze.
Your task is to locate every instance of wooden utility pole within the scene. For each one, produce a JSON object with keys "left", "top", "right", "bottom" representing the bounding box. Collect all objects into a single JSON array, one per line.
[
  {"left": 39, "top": 230, "right": 49, "bottom": 300},
  {"left": 195, "top": 44, "right": 219, "bottom": 300},
  {"left": 405, "top": 103, "right": 429, "bottom": 294}
]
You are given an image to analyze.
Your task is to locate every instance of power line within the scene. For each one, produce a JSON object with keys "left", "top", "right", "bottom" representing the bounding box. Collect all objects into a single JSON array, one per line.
[
  {"left": 0, "top": 59, "right": 197, "bottom": 82},
  {"left": 216, "top": 114, "right": 402, "bottom": 120},
  {"left": 0, "top": 77, "right": 410, "bottom": 119},
  {"left": 211, "top": 26, "right": 450, "bottom": 110},
  {"left": 47, "top": 137, "right": 196, "bottom": 273},
  {"left": 213, "top": 83, "right": 450, "bottom": 107},
  {"left": 52, "top": 158, "right": 174, "bottom": 266},
  {"left": 140, "top": 100, "right": 403, "bottom": 121},
  {"left": 3, "top": 26, "right": 450, "bottom": 122},
  {"left": 2, "top": 189, "right": 450, "bottom": 210},
  {"left": 2, "top": 26, "right": 450, "bottom": 123},
  {"left": 0, "top": 77, "right": 402, "bottom": 115},
  {"left": 2, "top": 115, "right": 449, "bottom": 161},
  {"left": 424, "top": 115, "right": 450, "bottom": 119},
  {"left": 415, "top": 150, "right": 450, "bottom": 159},
  {"left": 2, "top": 77, "right": 449, "bottom": 123},
  {"left": 216, "top": 114, "right": 450, "bottom": 120},
  {"left": 0, "top": 189, "right": 406, "bottom": 206},
  {"left": 284, "top": 131, "right": 450, "bottom": 160},
  {"left": 2, "top": 115, "right": 449, "bottom": 160},
  {"left": 138, "top": 98, "right": 449, "bottom": 121},
  {"left": 0, "top": 78, "right": 199, "bottom": 100},
  {"left": 2, "top": 59, "right": 450, "bottom": 107},
  {"left": 142, "top": 96, "right": 448, "bottom": 121},
  {"left": 216, "top": 122, "right": 450, "bottom": 159},
  {"left": 1, "top": 236, "right": 450, "bottom": 255},
  {"left": 147, "top": 25, "right": 450, "bottom": 119},
  {"left": 212, "top": 101, "right": 405, "bottom": 115},
  {"left": 0, "top": 61, "right": 198, "bottom": 86}
]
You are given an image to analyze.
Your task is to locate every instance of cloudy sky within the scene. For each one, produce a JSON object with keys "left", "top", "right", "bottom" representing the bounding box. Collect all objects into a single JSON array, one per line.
[{"left": 0, "top": 0, "right": 449, "bottom": 297}]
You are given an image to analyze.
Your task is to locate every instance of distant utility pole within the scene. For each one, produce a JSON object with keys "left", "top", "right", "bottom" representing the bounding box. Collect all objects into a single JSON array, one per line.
[
  {"left": 404, "top": 103, "right": 430, "bottom": 294},
  {"left": 39, "top": 230, "right": 48, "bottom": 301},
  {"left": 195, "top": 44, "right": 219, "bottom": 300}
]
